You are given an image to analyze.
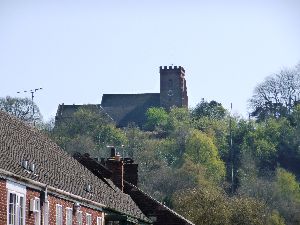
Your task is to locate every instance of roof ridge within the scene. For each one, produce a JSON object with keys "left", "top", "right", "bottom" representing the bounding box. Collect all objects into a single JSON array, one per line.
[
  {"left": 0, "top": 111, "right": 149, "bottom": 222},
  {"left": 125, "top": 181, "right": 195, "bottom": 225}
]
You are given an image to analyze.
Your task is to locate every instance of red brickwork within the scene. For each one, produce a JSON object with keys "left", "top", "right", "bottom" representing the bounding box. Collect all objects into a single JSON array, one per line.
[
  {"left": 0, "top": 178, "right": 103, "bottom": 225},
  {"left": 106, "top": 160, "right": 124, "bottom": 191},
  {"left": 0, "top": 178, "right": 7, "bottom": 224},
  {"left": 26, "top": 187, "right": 41, "bottom": 225},
  {"left": 48, "top": 194, "right": 103, "bottom": 225}
]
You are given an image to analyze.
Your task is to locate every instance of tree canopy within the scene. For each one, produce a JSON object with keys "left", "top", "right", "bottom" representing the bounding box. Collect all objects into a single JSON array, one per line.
[
  {"left": 6, "top": 62, "right": 300, "bottom": 225},
  {"left": 0, "top": 96, "right": 42, "bottom": 124},
  {"left": 249, "top": 66, "right": 300, "bottom": 121}
]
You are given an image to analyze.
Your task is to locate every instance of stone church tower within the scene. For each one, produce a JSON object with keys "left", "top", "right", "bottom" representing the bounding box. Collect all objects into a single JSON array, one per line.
[{"left": 160, "top": 66, "right": 188, "bottom": 109}]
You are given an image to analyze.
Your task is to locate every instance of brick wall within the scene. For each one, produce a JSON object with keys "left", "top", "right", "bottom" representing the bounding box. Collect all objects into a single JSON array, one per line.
[
  {"left": 26, "top": 187, "right": 41, "bottom": 225},
  {"left": 0, "top": 178, "right": 103, "bottom": 225},
  {"left": 48, "top": 194, "right": 103, "bottom": 225},
  {"left": 0, "top": 178, "right": 7, "bottom": 224}
]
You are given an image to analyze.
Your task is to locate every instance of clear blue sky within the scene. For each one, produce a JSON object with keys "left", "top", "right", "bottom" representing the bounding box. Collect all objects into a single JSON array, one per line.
[{"left": 1, "top": 0, "right": 300, "bottom": 121}]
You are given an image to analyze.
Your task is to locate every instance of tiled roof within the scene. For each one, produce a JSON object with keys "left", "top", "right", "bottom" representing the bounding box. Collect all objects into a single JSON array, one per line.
[
  {"left": 0, "top": 111, "right": 149, "bottom": 223},
  {"left": 101, "top": 93, "right": 160, "bottom": 127},
  {"left": 74, "top": 153, "right": 195, "bottom": 225},
  {"left": 124, "top": 182, "right": 195, "bottom": 225}
]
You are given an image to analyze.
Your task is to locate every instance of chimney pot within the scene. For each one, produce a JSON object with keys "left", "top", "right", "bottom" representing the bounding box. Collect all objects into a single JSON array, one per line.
[
  {"left": 115, "top": 152, "right": 121, "bottom": 161},
  {"left": 110, "top": 147, "right": 116, "bottom": 157}
]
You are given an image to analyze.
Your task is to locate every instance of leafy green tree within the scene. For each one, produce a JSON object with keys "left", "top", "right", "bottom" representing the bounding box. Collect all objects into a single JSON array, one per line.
[
  {"left": 192, "top": 99, "right": 227, "bottom": 120},
  {"left": 268, "top": 211, "right": 286, "bottom": 225},
  {"left": 51, "top": 107, "right": 126, "bottom": 156},
  {"left": 157, "top": 138, "right": 181, "bottom": 166},
  {"left": 173, "top": 186, "right": 269, "bottom": 225},
  {"left": 124, "top": 123, "right": 147, "bottom": 157},
  {"left": 275, "top": 168, "right": 300, "bottom": 202},
  {"left": 173, "top": 186, "right": 231, "bottom": 225},
  {"left": 192, "top": 116, "right": 230, "bottom": 160},
  {"left": 241, "top": 118, "right": 293, "bottom": 171},
  {"left": 185, "top": 129, "right": 226, "bottom": 182},
  {"left": 282, "top": 105, "right": 300, "bottom": 174},
  {"left": 145, "top": 107, "right": 168, "bottom": 131},
  {"left": 230, "top": 196, "right": 268, "bottom": 225},
  {"left": 165, "top": 107, "right": 191, "bottom": 132},
  {"left": 53, "top": 107, "right": 112, "bottom": 138}
]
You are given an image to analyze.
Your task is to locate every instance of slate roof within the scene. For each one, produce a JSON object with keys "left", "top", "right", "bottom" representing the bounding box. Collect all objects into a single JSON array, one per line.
[
  {"left": 124, "top": 182, "right": 195, "bottom": 225},
  {"left": 0, "top": 111, "right": 150, "bottom": 223},
  {"left": 101, "top": 93, "right": 160, "bottom": 127},
  {"left": 74, "top": 153, "right": 195, "bottom": 225}
]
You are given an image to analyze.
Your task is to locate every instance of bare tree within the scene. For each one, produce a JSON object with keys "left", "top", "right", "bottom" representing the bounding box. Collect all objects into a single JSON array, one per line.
[
  {"left": 249, "top": 66, "right": 300, "bottom": 120},
  {"left": 0, "top": 96, "right": 42, "bottom": 124}
]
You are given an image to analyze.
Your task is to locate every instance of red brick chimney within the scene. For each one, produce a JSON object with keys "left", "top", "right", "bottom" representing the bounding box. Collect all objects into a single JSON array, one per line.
[
  {"left": 123, "top": 158, "right": 138, "bottom": 187},
  {"left": 106, "top": 148, "right": 124, "bottom": 191},
  {"left": 104, "top": 147, "right": 139, "bottom": 191}
]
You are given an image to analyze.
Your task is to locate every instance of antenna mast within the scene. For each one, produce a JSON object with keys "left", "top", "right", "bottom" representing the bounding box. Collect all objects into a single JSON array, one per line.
[
  {"left": 230, "top": 103, "right": 234, "bottom": 194},
  {"left": 17, "top": 88, "right": 42, "bottom": 125}
]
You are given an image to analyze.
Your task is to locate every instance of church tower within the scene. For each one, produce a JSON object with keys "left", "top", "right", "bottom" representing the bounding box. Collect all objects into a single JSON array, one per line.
[{"left": 160, "top": 66, "right": 188, "bottom": 109}]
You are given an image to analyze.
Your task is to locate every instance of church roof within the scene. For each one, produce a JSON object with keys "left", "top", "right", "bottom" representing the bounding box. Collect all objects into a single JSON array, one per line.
[{"left": 101, "top": 93, "right": 160, "bottom": 127}]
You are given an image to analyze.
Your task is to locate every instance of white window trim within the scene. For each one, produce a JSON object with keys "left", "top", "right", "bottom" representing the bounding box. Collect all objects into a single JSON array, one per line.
[
  {"left": 6, "top": 181, "right": 26, "bottom": 195},
  {"left": 97, "top": 216, "right": 103, "bottom": 225},
  {"left": 65, "top": 207, "right": 73, "bottom": 225},
  {"left": 56, "top": 204, "right": 63, "bottom": 225},
  {"left": 33, "top": 197, "right": 41, "bottom": 225},
  {"left": 86, "top": 213, "right": 92, "bottom": 225},
  {"left": 76, "top": 211, "right": 83, "bottom": 225},
  {"left": 6, "top": 181, "right": 26, "bottom": 225}
]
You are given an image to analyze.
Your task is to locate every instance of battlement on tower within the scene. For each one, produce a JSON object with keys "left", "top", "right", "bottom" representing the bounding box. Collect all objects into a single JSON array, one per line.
[{"left": 159, "top": 65, "right": 185, "bottom": 74}]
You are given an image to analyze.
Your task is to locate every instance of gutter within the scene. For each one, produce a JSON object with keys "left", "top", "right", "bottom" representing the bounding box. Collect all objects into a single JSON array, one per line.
[
  {"left": 0, "top": 169, "right": 152, "bottom": 224},
  {"left": 0, "top": 168, "right": 105, "bottom": 209}
]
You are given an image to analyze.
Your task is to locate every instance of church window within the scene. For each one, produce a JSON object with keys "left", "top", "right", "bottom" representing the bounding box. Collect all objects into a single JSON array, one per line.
[{"left": 168, "top": 79, "right": 173, "bottom": 88}]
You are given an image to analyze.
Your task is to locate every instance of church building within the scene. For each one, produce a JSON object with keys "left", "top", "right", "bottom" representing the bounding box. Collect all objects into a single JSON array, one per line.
[{"left": 55, "top": 66, "right": 188, "bottom": 127}]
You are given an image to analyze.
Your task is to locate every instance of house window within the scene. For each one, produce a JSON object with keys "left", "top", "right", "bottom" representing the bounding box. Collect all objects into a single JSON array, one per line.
[
  {"left": 33, "top": 197, "right": 41, "bottom": 225},
  {"left": 97, "top": 217, "right": 103, "bottom": 225},
  {"left": 56, "top": 204, "right": 63, "bottom": 225},
  {"left": 76, "top": 211, "right": 82, "bottom": 225},
  {"left": 66, "top": 208, "right": 72, "bottom": 225},
  {"left": 86, "top": 213, "right": 92, "bottom": 225},
  {"left": 7, "top": 181, "right": 26, "bottom": 225}
]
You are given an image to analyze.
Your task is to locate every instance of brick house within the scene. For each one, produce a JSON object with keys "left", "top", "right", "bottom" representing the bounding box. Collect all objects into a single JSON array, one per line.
[
  {"left": 0, "top": 111, "right": 151, "bottom": 225},
  {"left": 73, "top": 152, "right": 195, "bottom": 225}
]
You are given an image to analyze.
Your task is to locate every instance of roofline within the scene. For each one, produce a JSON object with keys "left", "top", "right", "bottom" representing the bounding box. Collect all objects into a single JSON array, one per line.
[
  {"left": 0, "top": 169, "right": 152, "bottom": 224},
  {"left": 125, "top": 181, "right": 195, "bottom": 225},
  {"left": 0, "top": 168, "right": 106, "bottom": 208},
  {"left": 102, "top": 93, "right": 159, "bottom": 95}
]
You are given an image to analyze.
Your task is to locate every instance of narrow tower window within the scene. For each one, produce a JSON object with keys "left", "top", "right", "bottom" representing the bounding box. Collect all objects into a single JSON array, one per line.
[{"left": 168, "top": 79, "right": 173, "bottom": 88}]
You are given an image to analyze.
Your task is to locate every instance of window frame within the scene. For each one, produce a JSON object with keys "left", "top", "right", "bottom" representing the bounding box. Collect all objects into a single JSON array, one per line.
[
  {"left": 6, "top": 181, "right": 26, "bottom": 225},
  {"left": 33, "top": 197, "right": 41, "bottom": 225},
  {"left": 56, "top": 204, "right": 63, "bottom": 225},
  {"left": 97, "top": 216, "right": 103, "bottom": 225},
  {"left": 86, "top": 213, "right": 92, "bottom": 225},
  {"left": 76, "top": 211, "right": 83, "bottom": 225},
  {"left": 65, "top": 207, "right": 73, "bottom": 225}
]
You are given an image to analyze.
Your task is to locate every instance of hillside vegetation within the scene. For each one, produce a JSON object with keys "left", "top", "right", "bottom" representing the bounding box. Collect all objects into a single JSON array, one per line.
[{"left": 2, "top": 63, "right": 300, "bottom": 225}]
